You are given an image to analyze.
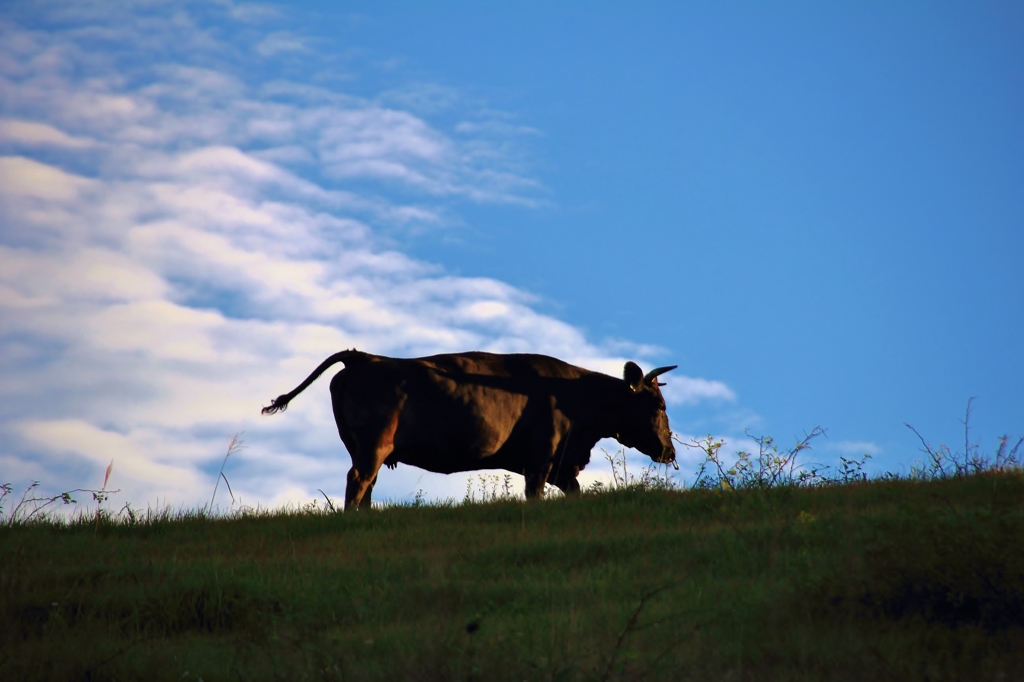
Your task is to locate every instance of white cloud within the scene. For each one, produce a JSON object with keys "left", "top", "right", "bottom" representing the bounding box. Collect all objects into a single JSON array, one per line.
[
  {"left": 0, "top": 118, "right": 96, "bottom": 147},
  {"left": 255, "top": 32, "right": 310, "bottom": 57},
  {"left": 0, "top": 155, "right": 95, "bottom": 200},
  {"left": 0, "top": 2, "right": 736, "bottom": 513},
  {"left": 660, "top": 376, "right": 737, "bottom": 405},
  {"left": 19, "top": 419, "right": 200, "bottom": 488},
  {"left": 455, "top": 120, "right": 542, "bottom": 137},
  {"left": 835, "top": 440, "right": 882, "bottom": 456}
]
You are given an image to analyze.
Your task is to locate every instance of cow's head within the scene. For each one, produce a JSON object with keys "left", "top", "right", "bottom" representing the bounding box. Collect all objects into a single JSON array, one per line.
[{"left": 615, "top": 362, "right": 677, "bottom": 465}]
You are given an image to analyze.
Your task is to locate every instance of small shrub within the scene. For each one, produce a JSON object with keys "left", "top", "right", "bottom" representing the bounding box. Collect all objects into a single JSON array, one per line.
[
  {"left": 689, "top": 427, "right": 827, "bottom": 490},
  {"left": 906, "top": 399, "right": 1023, "bottom": 479},
  {"left": 463, "top": 473, "right": 520, "bottom": 503},
  {"left": 0, "top": 480, "right": 120, "bottom": 527},
  {"left": 599, "top": 447, "right": 680, "bottom": 492}
]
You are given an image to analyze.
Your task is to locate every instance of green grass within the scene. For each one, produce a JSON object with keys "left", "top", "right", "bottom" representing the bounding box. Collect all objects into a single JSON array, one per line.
[{"left": 2, "top": 474, "right": 1023, "bottom": 681}]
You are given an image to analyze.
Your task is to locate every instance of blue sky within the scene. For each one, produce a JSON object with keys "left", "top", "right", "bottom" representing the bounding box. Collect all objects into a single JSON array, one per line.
[{"left": 1, "top": 1, "right": 1021, "bottom": 511}]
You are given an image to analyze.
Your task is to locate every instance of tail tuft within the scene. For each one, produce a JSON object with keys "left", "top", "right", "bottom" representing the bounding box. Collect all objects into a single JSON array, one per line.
[
  {"left": 261, "top": 394, "right": 291, "bottom": 415},
  {"left": 261, "top": 349, "right": 360, "bottom": 417}
]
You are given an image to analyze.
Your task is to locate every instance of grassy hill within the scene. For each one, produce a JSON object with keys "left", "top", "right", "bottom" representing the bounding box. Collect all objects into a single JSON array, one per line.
[{"left": 2, "top": 473, "right": 1023, "bottom": 681}]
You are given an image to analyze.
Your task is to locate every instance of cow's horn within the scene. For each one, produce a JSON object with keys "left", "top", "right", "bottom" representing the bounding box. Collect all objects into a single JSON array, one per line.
[{"left": 644, "top": 365, "right": 677, "bottom": 383}]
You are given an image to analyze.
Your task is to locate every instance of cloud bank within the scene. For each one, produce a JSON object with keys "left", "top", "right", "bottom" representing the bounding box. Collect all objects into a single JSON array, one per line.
[{"left": 0, "top": 2, "right": 735, "bottom": 511}]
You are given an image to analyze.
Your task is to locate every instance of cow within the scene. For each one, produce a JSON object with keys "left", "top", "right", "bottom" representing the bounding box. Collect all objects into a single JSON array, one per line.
[{"left": 262, "top": 350, "right": 677, "bottom": 510}]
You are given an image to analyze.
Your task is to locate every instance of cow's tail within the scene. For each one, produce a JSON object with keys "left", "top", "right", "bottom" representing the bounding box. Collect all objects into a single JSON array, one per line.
[{"left": 262, "top": 349, "right": 367, "bottom": 415}]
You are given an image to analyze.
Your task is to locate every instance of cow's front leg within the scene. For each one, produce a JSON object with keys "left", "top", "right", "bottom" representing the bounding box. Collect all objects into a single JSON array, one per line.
[
  {"left": 524, "top": 408, "right": 566, "bottom": 499},
  {"left": 524, "top": 464, "right": 551, "bottom": 499}
]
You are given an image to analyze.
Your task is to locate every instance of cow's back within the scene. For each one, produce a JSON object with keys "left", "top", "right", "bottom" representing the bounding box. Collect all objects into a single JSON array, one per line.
[{"left": 415, "top": 351, "right": 589, "bottom": 381}]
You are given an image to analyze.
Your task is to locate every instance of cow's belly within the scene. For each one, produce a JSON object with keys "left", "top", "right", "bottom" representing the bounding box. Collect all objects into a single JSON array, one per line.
[
  {"left": 390, "top": 433, "right": 531, "bottom": 475},
  {"left": 389, "top": 389, "right": 533, "bottom": 473},
  {"left": 390, "top": 423, "right": 528, "bottom": 473}
]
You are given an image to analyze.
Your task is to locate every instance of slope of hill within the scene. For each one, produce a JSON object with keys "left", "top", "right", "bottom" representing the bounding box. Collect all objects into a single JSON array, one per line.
[{"left": 2, "top": 473, "right": 1022, "bottom": 681}]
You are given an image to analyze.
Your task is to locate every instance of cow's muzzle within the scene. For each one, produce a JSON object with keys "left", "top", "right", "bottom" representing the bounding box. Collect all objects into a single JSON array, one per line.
[{"left": 658, "top": 445, "right": 678, "bottom": 469}]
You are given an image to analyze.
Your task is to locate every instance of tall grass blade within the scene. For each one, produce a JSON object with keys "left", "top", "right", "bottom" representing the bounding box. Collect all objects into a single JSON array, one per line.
[
  {"left": 209, "top": 432, "right": 244, "bottom": 512},
  {"left": 102, "top": 460, "right": 114, "bottom": 490}
]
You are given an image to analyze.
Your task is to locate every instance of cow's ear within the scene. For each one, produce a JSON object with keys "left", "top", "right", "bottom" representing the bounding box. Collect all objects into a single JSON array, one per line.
[{"left": 624, "top": 362, "right": 644, "bottom": 391}]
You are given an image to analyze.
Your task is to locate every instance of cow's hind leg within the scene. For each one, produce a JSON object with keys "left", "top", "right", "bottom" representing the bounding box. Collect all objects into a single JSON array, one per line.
[
  {"left": 345, "top": 466, "right": 379, "bottom": 510},
  {"left": 342, "top": 402, "right": 403, "bottom": 511},
  {"left": 553, "top": 472, "right": 581, "bottom": 496},
  {"left": 359, "top": 472, "right": 379, "bottom": 510}
]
